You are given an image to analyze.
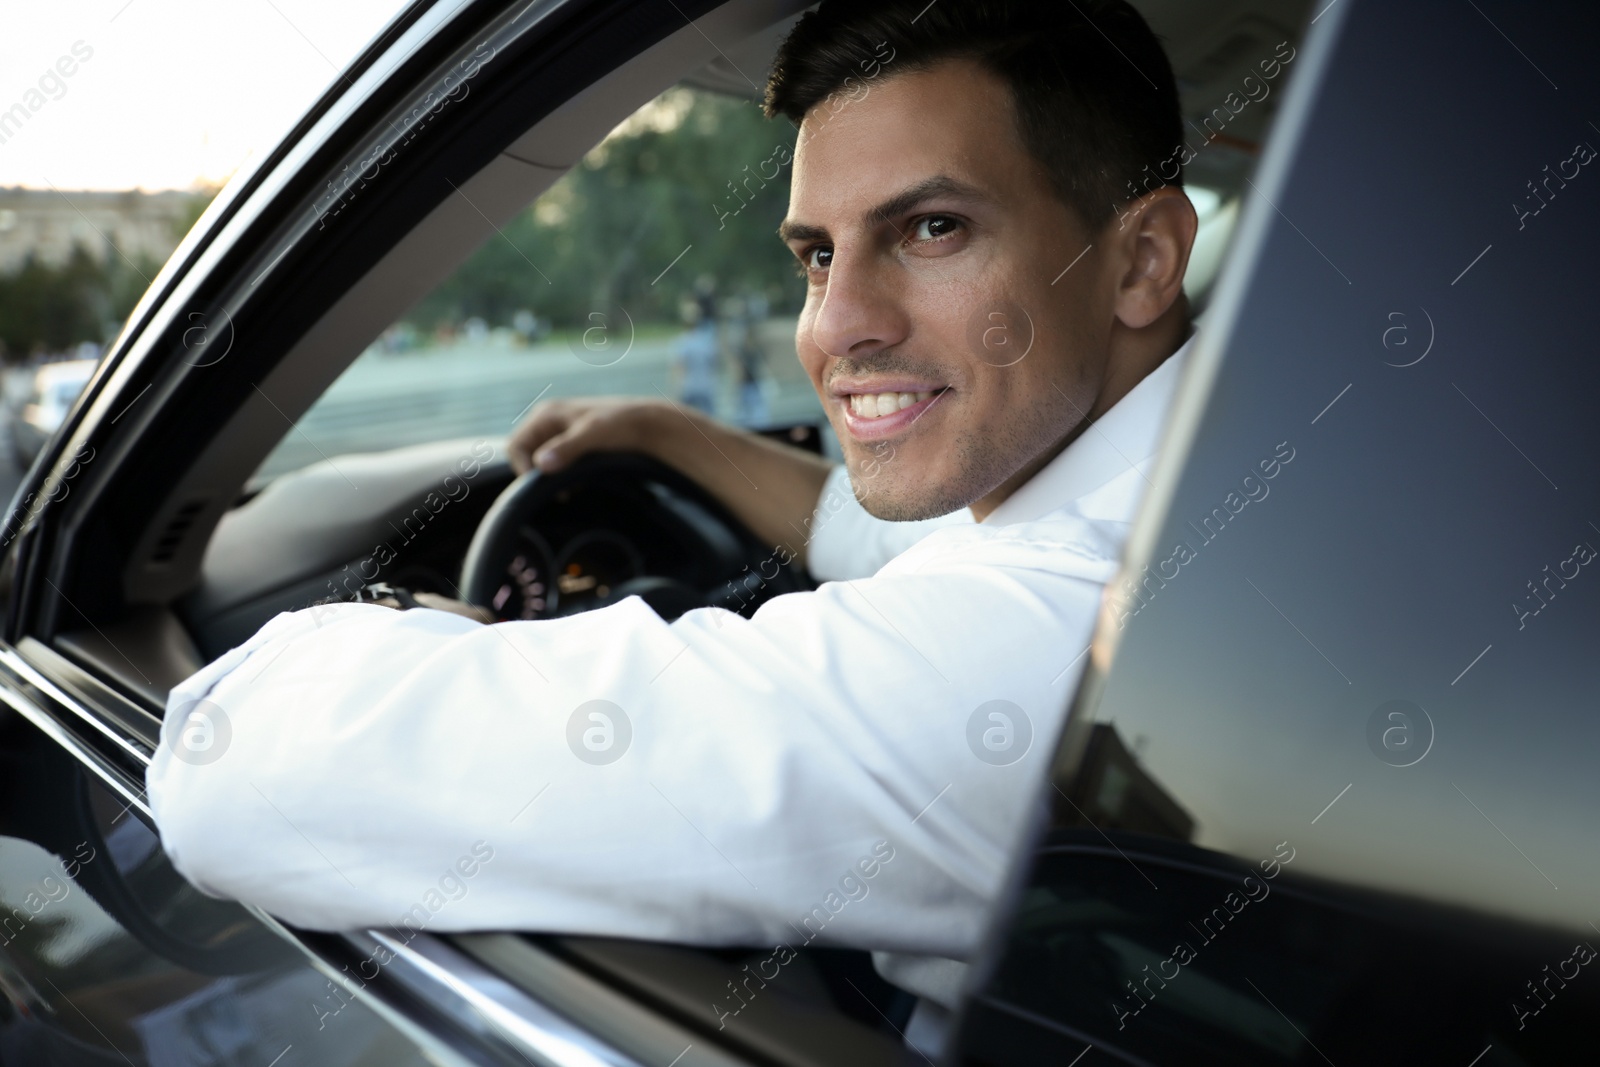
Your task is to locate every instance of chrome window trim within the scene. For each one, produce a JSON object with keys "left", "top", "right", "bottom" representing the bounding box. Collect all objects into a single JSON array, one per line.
[
  {"left": 451, "top": 934, "right": 758, "bottom": 1067},
  {"left": 363, "top": 930, "right": 654, "bottom": 1067},
  {"left": 0, "top": 643, "right": 150, "bottom": 817},
  {"left": 0, "top": 645, "right": 153, "bottom": 765},
  {"left": 248, "top": 911, "right": 509, "bottom": 1067}
]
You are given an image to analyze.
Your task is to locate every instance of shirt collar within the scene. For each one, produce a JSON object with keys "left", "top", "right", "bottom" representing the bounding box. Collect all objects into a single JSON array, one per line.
[{"left": 980, "top": 328, "right": 1198, "bottom": 527}]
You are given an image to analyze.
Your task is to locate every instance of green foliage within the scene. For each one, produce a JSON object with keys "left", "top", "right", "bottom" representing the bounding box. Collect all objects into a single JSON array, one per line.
[
  {"left": 0, "top": 243, "right": 158, "bottom": 361},
  {"left": 404, "top": 87, "right": 806, "bottom": 333}
]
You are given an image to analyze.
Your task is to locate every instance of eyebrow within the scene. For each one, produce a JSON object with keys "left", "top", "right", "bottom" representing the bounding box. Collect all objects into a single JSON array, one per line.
[{"left": 777, "top": 174, "right": 991, "bottom": 245}]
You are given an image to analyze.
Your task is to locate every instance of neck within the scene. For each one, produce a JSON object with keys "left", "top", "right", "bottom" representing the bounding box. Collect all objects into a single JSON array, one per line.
[{"left": 968, "top": 302, "right": 1190, "bottom": 522}]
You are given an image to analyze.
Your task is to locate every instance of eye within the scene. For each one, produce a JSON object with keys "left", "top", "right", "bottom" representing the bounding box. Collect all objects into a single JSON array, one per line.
[
  {"left": 795, "top": 245, "right": 832, "bottom": 277},
  {"left": 912, "top": 214, "right": 962, "bottom": 242}
]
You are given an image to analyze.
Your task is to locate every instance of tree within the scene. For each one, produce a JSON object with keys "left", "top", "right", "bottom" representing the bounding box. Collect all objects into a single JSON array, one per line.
[
  {"left": 0, "top": 242, "right": 159, "bottom": 362},
  {"left": 404, "top": 86, "right": 805, "bottom": 334}
]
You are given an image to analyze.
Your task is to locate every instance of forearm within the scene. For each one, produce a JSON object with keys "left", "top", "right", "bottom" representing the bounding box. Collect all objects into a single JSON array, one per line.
[
  {"left": 645, "top": 402, "right": 834, "bottom": 564},
  {"left": 149, "top": 552, "right": 1077, "bottom": 958}
]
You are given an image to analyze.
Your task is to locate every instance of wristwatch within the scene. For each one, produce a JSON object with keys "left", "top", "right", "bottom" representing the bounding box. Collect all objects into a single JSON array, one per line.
[
  {"left": 353, "top": 581, "right": 423, "bottom": 610},
  {"left": 308, "top": 585, "right": 422, "bottom": 607}
]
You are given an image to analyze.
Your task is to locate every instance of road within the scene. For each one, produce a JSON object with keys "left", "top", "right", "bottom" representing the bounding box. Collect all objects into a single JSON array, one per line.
[{"left": 0, "top": 319, "right": 828, "bottom": 508}]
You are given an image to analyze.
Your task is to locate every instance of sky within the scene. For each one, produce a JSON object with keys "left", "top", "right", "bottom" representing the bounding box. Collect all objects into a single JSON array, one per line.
[{"left": 0, "top": 0, "right": 411, "bottom": 191}]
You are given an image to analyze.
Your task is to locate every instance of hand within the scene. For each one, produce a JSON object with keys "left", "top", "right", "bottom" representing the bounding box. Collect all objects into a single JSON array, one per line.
[
  {"left": 506, "top": 393, "right": 832, "bottom": 568},
  {"left": 508, "top": 396, "right": 677, "bottom": 476}
]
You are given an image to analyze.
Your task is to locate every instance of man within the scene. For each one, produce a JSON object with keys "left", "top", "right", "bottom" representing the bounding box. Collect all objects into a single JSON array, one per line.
[
  {"left": 673, "top": 285, "right": 721, "bottom": 414},
  {"left": 147, "top": 0, "right": 1198, "bottom": 1052}
]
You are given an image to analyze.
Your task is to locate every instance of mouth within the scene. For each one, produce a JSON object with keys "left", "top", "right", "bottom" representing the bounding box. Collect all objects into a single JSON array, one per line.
[
  {"left": 845, "top": 389, "right": 940, "bottom": 418},
  {"left": 832, "top": 382, "right": 951, "bottom": 439}
]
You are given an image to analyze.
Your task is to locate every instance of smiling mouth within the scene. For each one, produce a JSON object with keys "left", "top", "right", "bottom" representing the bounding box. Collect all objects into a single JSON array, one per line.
[{"left": 845, "top": 388, "right": 947, "bottom": 419}]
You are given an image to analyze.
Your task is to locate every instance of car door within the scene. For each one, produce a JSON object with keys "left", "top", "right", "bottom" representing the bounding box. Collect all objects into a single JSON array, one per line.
[{"left": 952, "top": 0, "right": 1600, "bottom": 1063}]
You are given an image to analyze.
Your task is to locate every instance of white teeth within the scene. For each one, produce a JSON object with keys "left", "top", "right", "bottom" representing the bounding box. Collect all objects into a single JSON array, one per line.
[{"left": 849, "top": 390, "right": 934, "bottom": 418}]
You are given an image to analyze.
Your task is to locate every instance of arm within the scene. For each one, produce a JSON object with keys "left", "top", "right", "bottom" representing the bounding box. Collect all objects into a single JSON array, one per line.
[
  {"left": 508, "top": 397, "right": 832, "bottom": 565},
  {"left": 146, "top": 522, "right": 1111, "bottom": 980}
]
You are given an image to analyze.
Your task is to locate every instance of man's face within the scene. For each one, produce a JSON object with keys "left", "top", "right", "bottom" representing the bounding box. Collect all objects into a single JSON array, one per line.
[{"left": 782, "top": 58, "right": 1114, "bottom": 521}]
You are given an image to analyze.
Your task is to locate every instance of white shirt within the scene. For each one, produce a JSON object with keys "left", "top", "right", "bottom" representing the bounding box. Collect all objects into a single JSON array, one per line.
[{"left": 146, "top": 332, "right": 1195, "bottom": 1024}]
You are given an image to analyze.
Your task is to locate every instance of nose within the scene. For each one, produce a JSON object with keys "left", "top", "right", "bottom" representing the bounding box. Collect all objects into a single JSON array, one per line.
[{"left": 808, "top": 248, "right": 910, "bottom": 361}]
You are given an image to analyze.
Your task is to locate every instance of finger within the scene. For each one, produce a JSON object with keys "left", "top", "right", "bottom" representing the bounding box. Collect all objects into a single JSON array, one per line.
[
  {"left": 508, "top": 444, "right": 530, "bottom": 476},
  {"left": 531, "top": 426, "right": 584, "bottom": 472},
  {"left": 531, "top": 413, "right": 632, "bottom": 472},
  {"left": 509, "top": 414, "right": 554, "bottom": 474},
  {"left": 508, "top": 402, "right": 572, "bottom": 473}
]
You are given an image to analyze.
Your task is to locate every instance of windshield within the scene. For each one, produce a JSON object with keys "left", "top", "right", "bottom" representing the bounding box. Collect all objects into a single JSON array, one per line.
[{"left": 252, "top": 84, "right": 825, "bottom": 488}]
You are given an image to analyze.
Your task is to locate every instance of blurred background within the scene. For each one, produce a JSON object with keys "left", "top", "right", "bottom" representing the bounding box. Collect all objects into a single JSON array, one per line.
[{"left": 250, "top": 82, "right": 830, "bottom": 483}]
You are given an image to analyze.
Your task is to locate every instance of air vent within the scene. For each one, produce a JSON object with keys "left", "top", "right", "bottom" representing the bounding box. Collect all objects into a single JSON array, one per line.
[{"left": 150, "top": 499, "right": 208, "bottom": 564}]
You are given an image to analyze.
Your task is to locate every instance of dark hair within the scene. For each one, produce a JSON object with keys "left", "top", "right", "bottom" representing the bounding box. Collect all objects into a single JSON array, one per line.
[{"left": 763, "top": 0, "right": 1182, "bottom": 231}]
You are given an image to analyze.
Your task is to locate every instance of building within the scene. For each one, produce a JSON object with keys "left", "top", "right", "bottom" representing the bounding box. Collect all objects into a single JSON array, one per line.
[{"left": 0, "top": 186, "right": 202, "bottom": 275}]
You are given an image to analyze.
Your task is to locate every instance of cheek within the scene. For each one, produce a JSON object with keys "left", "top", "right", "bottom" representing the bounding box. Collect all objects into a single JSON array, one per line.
[
  {"left": 986, "top": 305, "right": 1096, "bottom": 420},
  {"left": 946, "top": 272, "right": 1047, "bottom": 396}
]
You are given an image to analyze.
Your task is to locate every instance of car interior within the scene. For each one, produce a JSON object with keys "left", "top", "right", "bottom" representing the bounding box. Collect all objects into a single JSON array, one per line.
[
  {"left": 47, "top": 0, "right": 1308, "bottom": 704},
  {"left": 10, "top": 0, "right": 1318, "bottom": 1061}
]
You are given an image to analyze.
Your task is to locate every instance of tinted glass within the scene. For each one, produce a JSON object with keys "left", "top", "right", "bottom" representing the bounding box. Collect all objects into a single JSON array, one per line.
[{"left": 959, "top": 0, "right": 1600, "bottom": 1063}]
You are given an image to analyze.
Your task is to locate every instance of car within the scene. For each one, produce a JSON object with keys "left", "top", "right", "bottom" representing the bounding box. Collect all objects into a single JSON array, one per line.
[
  {"left": 7, "top": 357, "right": 96, "bottom": 469},
  {"left": 0, "top": 0, "right": 1596, "bottom": 1064}
]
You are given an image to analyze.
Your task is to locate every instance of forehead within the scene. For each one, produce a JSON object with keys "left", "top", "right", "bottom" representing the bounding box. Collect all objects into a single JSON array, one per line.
[{"left": 785, "top": 58, "right": 1037, "bottom": 225}]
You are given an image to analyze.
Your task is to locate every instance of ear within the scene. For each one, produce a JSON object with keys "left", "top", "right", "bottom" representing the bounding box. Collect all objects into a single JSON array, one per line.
[{"left": 1104, "top": 187, "right": 1197, "bottom": 330}]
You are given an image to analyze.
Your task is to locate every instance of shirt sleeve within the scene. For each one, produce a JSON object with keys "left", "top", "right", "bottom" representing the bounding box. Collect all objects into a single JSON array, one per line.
[
  {"left": 145, "top": 520, "right": 1114, "bottom": 973},
  {"left": 803, "top": 464, "right": 974, "bottom": 581}
]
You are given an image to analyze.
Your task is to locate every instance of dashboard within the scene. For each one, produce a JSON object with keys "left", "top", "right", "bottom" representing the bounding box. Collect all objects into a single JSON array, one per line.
[{"left": 182, "top": 437, "right": 811, "bottom": 661}]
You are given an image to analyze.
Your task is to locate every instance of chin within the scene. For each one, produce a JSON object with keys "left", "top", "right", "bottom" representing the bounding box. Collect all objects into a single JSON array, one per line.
[{"left": 848, "top": 464, "right": 969, "bottom": 523}]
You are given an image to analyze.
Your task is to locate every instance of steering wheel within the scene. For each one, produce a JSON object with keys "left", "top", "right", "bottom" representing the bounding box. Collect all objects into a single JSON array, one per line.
[{"left": 459, "top": 452, "right": 807, "bottom": 623}]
